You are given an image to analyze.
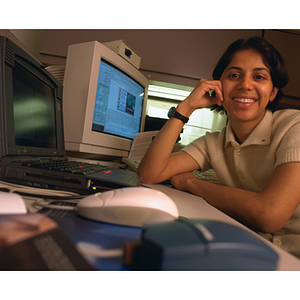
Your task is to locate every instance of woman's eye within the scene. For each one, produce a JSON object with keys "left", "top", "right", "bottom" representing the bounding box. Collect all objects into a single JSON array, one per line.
[
  {"left": 254, "top": 75, "right": 265, "bottom": 80},
  {"left": 229, "top": 73, "right": 239, "bottom": 78}
]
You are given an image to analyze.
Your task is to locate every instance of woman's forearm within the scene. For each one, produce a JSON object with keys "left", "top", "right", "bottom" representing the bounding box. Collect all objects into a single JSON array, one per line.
[
  {"left": 138, "top": 80, "right": 223, "bottom": 183},
  {"left": 174, "top": 175, "right": 270, "bottom": 231},
  {"left": 137, "top": 116, "right": 185, "bottom": 183},
  {"left": 170, "top": 169, "right": 297, "bottom": 234},
  {"left": 186, "top": 178, "right": 259, "bottom": 227}
]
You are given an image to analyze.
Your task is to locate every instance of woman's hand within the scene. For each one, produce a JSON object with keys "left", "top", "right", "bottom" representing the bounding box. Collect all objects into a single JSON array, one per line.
[
  {"left": 176, "top": 79, "right": 224, "bottom": 117},
  {"left": 170, "top": 171, "right": 197, "bottom": 191}
]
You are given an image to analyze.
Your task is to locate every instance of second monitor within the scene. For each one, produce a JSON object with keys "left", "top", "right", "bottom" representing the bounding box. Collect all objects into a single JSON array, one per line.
[{"left": 63, "top": 40, "right": 149, "bottom": 162}]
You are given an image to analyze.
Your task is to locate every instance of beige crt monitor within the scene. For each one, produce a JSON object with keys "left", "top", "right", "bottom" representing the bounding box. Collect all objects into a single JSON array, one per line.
[{"left": 63, "top": 40, "right": 148, "bottom": 161}]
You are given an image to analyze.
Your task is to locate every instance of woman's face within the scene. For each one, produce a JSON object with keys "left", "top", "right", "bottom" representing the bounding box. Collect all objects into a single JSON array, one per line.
[{"left": 220, "top": 49, "right": 278, "bottom": 127}]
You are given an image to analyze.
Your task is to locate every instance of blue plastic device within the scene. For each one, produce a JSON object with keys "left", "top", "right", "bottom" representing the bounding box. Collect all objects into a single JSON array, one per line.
[{"left": 130, "top": 217, "right": 279, "bottom": 271}]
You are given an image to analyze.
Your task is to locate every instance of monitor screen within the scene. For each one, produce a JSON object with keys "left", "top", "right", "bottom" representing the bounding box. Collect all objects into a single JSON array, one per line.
[
  {"left": 92, "top": 59, "right": 144, "bottom": 140},
  {"left": 62, "top": 40, "right": 148, "bottom": 161},
  {"left": 13, "top": 61, "right": 57, "bottom": 149},
  {"left": 0, "top": 35, "right": 64, "bottom": 160}
]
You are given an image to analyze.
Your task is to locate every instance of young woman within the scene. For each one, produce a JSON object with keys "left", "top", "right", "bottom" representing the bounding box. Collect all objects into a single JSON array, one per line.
[{"left": 138, "top": 37, "right": 300, "bottom": 258}]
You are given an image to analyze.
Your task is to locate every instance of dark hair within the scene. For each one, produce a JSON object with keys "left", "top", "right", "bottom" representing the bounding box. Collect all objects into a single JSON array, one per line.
[{"left": 210, "top": 37, "right": 289, "bottom": 113}]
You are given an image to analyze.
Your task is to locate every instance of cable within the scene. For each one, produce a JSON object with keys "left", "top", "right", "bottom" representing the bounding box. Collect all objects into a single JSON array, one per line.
[
  {"left": 33, "top": 199, "right": 78, "bottom": 211},
  {"left": 0, "top": 180, "right": 80, "bottom": 198}
]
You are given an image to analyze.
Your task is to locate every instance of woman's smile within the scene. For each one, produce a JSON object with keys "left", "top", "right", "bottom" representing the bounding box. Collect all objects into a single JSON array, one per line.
[{"left": 233, "top": 97, "right": 256, "bottom": 103}]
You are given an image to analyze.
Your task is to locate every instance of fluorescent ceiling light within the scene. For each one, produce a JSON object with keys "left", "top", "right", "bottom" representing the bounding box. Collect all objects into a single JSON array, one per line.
[{"left": 148, "top": 84, "right": 191, "bottom": 101}]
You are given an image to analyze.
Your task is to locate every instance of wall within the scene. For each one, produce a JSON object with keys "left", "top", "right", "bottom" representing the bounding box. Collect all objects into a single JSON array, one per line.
[
  {"left": 264, "top": 30, "right": 300, "bottom": 98},
  {"left": 9, "top": 29, "right": 44, "bottom": 59},
  {"left": 39, "top": 29, "right": 261, "bottom": 87},
  {"left": 0, "top": 29, "right": 44, "bottom": 62}
]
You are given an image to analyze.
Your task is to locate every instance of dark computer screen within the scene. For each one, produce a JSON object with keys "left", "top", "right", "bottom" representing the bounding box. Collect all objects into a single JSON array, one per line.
[
  {"left": 13, "top": 61, "right": 57, "bottom": 149},
  {"left": 92, "top": 59, "right": 144, "bottom": 140},
  {"left": 0, "top": 35, "right": 64, "bottom": 159}
]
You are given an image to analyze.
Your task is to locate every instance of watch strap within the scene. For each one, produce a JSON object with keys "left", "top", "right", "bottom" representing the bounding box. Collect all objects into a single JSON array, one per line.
[{"left": 168, "top": 107, "right": 189, "bottom": 123}]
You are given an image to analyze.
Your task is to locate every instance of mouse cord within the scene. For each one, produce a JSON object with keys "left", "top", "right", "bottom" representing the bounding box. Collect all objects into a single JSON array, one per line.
[
  {"left": 0, "top": 180, "right": 80, "bottom": 198},
  {"left": 33, "top": 198, "right": 79, "bottom": 211}
]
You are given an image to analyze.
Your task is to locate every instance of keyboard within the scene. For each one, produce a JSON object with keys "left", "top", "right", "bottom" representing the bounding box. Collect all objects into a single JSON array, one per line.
[{"left": 23, "top": 160, "right": 110, "bottom": 176}]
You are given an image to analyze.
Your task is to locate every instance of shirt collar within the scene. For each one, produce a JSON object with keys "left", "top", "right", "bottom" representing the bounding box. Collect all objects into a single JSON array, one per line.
[{"left": 225, "top": 110, "right": 272, "bottom": 148}]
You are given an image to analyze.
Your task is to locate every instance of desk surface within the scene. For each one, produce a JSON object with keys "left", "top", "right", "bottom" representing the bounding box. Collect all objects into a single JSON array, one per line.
[
  {"left": 24, "top": 184, "right": 300, "bottom": 271},
  {"left": 143, "top": 184, "right": 300, "bottom": 271}
]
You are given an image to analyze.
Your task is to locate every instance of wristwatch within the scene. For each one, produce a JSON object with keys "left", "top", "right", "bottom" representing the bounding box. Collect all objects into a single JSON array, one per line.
[{"left": 167, "top": 107, "right": 189, "bottom": 123}]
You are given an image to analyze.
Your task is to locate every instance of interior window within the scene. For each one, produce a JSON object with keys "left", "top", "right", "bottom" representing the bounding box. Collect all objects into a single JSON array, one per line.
[{"left": 146, "top": 80, "right": 227, "bottom": 145}]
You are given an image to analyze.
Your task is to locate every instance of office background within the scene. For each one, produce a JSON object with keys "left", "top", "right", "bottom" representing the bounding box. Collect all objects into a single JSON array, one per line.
[
  {"left": 3, "top": 29, "right": 300, "bottom": 147},
  {"left": 4, "top": 29, "right": 300, "bottom": 107}
]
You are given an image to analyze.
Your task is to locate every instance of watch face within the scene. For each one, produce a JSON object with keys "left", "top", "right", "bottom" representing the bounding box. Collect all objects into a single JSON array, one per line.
[
  {"left": 168, "top": 107, "right": 176, "bottom": 118},
  {"left": 168, "top": 107, "right": 188, "bottom": 123}
]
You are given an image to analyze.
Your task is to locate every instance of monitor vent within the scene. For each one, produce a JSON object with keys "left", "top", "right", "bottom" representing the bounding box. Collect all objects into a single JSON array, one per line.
[
  {"left": 5, "top": 43, "right": 14, "bottom": 67},
  {"left": 57, "top": 85, "right": 63, "bottom": 99},
  {"left": 46, "top": 65, "right": 65, "bottom": 85}
]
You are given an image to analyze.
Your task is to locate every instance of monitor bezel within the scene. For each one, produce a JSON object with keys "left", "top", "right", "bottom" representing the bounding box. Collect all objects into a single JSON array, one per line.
[
  {"left": 0, "top": 36, "right": 65, "bottom": 160},
  {"left": 63, "top": 40, "right": 148, "bottom": 160}
]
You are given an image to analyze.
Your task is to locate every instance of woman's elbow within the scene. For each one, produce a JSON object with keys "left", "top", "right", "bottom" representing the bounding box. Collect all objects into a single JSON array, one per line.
[
  {"left": 138, "top": 174, "right": 157, "bottom": 185},
  {"left": 253, "top": 210, "right": 287, "bottom": 234},
  {"left": 137, "top": 169, "right": 158, "bottom": 185},
  {"left": 256, "top": 221, "right": 282, "bottom": 234}
]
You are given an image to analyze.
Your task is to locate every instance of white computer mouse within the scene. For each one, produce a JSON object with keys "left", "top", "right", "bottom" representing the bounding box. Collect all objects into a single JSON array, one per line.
[{"left": 76, "top": 187, "right": 179, "bottom": 227}]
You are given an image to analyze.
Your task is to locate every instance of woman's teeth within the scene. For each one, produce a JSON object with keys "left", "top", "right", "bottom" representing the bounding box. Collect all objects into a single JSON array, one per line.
[{"left": 233, "top": 98, "right": 256, "bottom": 103}]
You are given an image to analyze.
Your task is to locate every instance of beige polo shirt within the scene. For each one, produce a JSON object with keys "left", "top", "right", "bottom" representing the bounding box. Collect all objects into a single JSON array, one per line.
[{"left": 183, "top": 109, "right": 300, "bottom": 258}]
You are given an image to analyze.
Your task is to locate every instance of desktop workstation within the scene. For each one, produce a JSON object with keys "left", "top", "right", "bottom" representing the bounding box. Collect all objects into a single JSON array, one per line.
[{"left": 0, "top": 32, "right": 300, "bottom": 271}]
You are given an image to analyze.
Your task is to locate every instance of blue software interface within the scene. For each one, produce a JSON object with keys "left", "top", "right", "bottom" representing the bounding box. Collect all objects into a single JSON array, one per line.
[{"left": 92, "top": 59, "right": 145, "bottom": 140}]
